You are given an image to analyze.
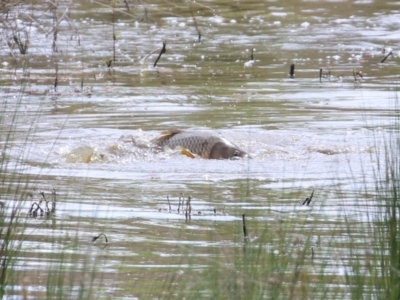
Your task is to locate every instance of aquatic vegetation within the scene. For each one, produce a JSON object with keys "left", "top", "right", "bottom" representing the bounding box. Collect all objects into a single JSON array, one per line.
[{"left": 28, "top": 190, "right": 56, "bottom": 217}]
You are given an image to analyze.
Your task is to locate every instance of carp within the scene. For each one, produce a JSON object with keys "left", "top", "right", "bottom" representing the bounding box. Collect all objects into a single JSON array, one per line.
[{"left": 152, "top": 129, "right": 247, "bottom": 159}]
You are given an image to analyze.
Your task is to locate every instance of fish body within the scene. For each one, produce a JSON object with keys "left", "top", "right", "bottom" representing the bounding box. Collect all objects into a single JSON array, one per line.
[{"left": 152, "top": 129, "right": 247, "bottom": 159}]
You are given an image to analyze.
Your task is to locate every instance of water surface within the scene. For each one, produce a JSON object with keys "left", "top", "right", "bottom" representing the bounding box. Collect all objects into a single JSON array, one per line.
[{"left": 1, "top": 0, "right": 399, "bottom": 298}]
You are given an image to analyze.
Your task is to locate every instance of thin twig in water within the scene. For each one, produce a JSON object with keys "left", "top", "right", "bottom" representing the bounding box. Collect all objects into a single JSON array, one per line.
[
  {"left": 153, "top": 42, "right": 166, "bottom": 67},
  {"left": 27, "top": 195, "right": 36, "bottom": 214},
  {"left": 81, "top": 51, "right": 84, "bottom": 92},
  {"left": 54, "top": 62, "right": 58, "bottom": 92},
  {"left": 380, "top": 50, "right": 392, "bottom": 64},
  {"left": 92, "top": 233, "right": 108, "bottom": 249},
  {"left": 167, "top": 195, "right": 171, "bottom": 212},
  {"left": 185, "top": 196, "right": 191, "bottom": 221},
  {"left": 40, "top": 192, "right": 50, "bottom": 212},
  {"left": 33, "top": 202, "right": 44, "bottom": 216},
  {"left": 140, "top": 7, "right": 149, "bottom": 23},
  {"left": 140, "top": 48, "right": 159, "bottom": 64},
  {"left": 178, "top": 194, "right": 182, "bottom": 213},
  {"left": 92, "top": 233, "right": 108, "bottom": 243},
  {"left": 302, "top": 190, "right": 314, "bottom": 206},
  {"left": 123, "top": 0, "right": 130, "bottom": 11},
  {"left": 242, "top": 214, "right": 247, "bottom": 239},
  {"left": 51, "top": 3, "right": 58, "bottom": 53},
  {"left": 51, "top": 189, "right": 56, "bottom": 213},
  {"left": 112, "top": 2, "right": 116, "bottom": 68},
  {"left": 45, "top": 0, "right": 73, "bottom": 36},
  {"left": 289, "top": 63, "right": 295, "bottom": 79},
  {"left": 188, "top": 196, "right": 192, "bottom": 216},
  {"left": 13, "top": 33, "right": 29, "bottom": 54},
  {"left": 190, "top": 10, "right": 201, "bottom": 42}
]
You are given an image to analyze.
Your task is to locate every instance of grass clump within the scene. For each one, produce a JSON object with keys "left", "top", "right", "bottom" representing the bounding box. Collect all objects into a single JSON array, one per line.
[{"left": 368, "top": 101, "right": 400, "bottom": 300}]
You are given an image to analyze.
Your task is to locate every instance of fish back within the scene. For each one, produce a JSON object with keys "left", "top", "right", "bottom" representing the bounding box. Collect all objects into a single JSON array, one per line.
[{"left": 152, "top": 130, "right": 247, "bottom": 159}]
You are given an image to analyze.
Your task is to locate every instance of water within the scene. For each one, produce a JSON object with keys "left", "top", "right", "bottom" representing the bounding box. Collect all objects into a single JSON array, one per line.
[{"left": 1, "top": 0, "right": 399, "bottom": 298}]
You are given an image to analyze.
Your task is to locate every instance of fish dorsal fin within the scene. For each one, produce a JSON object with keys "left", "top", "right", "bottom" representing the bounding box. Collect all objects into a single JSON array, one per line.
[{"left": 152, "top": 129, "right": 183, "bottom": 145}]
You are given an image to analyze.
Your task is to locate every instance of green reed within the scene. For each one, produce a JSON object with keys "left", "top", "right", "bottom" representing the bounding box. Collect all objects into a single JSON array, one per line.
[{"left": 368, "top": 99, "right": 400, "bottom": 300}]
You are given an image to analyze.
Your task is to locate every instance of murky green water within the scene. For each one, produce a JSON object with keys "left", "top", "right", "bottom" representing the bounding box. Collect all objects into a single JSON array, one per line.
[{"left": 1, "top": 0, "right": 399, "bottom": 298}]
